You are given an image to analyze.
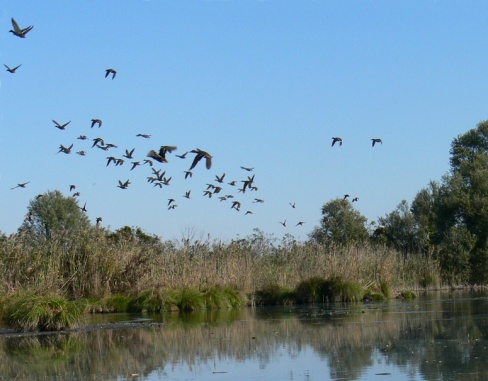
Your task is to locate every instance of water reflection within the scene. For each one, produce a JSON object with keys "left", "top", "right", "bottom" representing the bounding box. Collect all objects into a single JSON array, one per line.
[{"left": 1, "top": 291, "right": 488, "bottom": 380}]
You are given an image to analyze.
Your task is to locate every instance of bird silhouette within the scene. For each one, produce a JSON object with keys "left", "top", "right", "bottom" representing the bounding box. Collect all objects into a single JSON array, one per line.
[
  {"left": 58, "top": 143, "right": 73, "bottom": 154},
  {"left": 11, "top": 182, "right": 30, "bottom": 190},
  {"left": 77, "top": 135, "right": 87, "bottom": 140},
  {"left": 332, "top": 137, "right": 343, "bottom": 147},
  {"left": 53, "top": 120, "right": 71, "bottom": 130},
  {"left": 176, "top": 152, "right": 188, "bottom": 159},
  {"left": 245, "top": 211, "right": 253, "bottom": 215},
  {"left": 189, "top": 149, "right": 212, "bottom": 170},
  {"left": 130, "top": 161, "right": 140, "bottom": 171},
  {"left": 147, "top": 146, "right": 177, "bottom": 163},
  {"left": 231, "top": 201, "right": 241, "bottom": 211},
  {"left": 372, "top": 138, "right": 382, "bottom": 147},
  {"left": 4, "top": 64, "right": 22, "bottom": 73},
  {"left": 343, "top": 194, "right": 350, "bottom": 200},
  {"left": 136, "top": 134, "right": 151, "bottom": 138},
  {"left": 76, "top": 150, "right": 86, "bottom": 156},
  {"left": 91, "top": 119, "right": 102, "bottom": 128},
  {"left": 123, "top": 148, "right": 135, "bottom": 159},
  {"left": 80, "top": 202, "right": 87, "bottom": 212},
  {"left": 240, "top": 166, "right": 254, "bottom": 171},
  {"left": 215, "top": 173, "right": 225, "bottom": 183},
  {"left": 117, "top": 179, "right": 130, "bottom": 189},
  {"left": 352, "top": 197, "right": 359, "bottom": 202},
  {"left": 69, "top": 185, "right": 76, "bottom": 192},
  {"left": 168, "top": 198, "right": 175, "bottom": 206},
  {"left": 289, "top": 202, "right": 296, "bottom": 208},
  {"left": 279, "top": 220, "right": 287, "bottom": 227},
  {"left": 253, "top": 198, "right": 264, "bottom": 203},
  {"left": 10, "top": 18, "right": 33, "bottom": 38},
  {"left": 105, "top": 68, "right": 117, "bottom": 79},
  {"left": 96, "top": 217, "right": 102, "bottom": 226},
  {"left": 92, "top": 137, "right": 104, "bottom": 148},
  {"left": 184, "top": 190, "right": 191, "bottom": 199},
  {"left": 184, "top": 171, "right": 193, "bottom": 179},
  {"left": 296, "top": 221, "right": 305, "bottom": 226}
]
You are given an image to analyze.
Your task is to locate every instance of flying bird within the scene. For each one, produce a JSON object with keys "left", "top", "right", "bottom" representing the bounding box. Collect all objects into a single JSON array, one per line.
[
  {"left": 332, "top": 137, "right": 343, "bottom": 147},
  {"left": 91, "top": 119, "right": 102, "bottom": 128},
  {"left": 105, "top": 68, "right": 117, "bottom": 79},
  {"left": 231, "top": 201, "right": 241, "bottom": 211},
  {"left": 136, "top": 134, "right": 151, "bottom": 138},
  {"left": 80, "top": 202, "right": 87, "bottom": 212},
  {"left": 77, "top": 135, "right": 87, "bottom": 140},
  {"left": 279, "top": 220, "right": 287, "bottom": 227},
  {"left": 4, "top": 64, "right": 22, "bottom": 73},
  {"left": 69, "top": 185, "right": 76, "bottom": 192},
  {"left": 123, "top": 148, "right": 135, "bottom": 159},
  {"left": 130, "top": 161, "right": 140, "bottom": 171},
  {"left": 53, "top": 120, "right": 71, "bottom": 130},
  {"left": 215, "top": 173, "right": 225, "bottom": 183},
  {"left": 184, "top": 190, "right": 191, "bottom": 199},
  {"left": 352, "top": 197, "right": 359, "bottom": 202},
  {"left": 76, "top": 150, "right": 86, "bottom": 156},
  {"left": 147, "top": 146, "right": 177, "bottom": 163},
  {"left": 343, "top": 194, "right": 350, "bottom": 200},
  {"left": 11, "top": 182, "right": 30, "bottom": 190},
  {"left": 10, "top": 18, "right": 33, "bottom": 38},
  {"left": 176, "top": 152, "right": 188, "bottom": 159},
  {"left": 372, "top": 138, "right": 383, "bottom": 147},
  {"left": 189, "top": 149, "right": 212, "bottom": 170},
  {"left": 58, "top": 143, "right": 74, "bottom": 154},
  {"left": 296, "top": 221, "right": 306, "bottom": 226},
  {"left": 184, "top": 171, "right": 193, "bottom": 179},
  {"left": 289, "top": 202, "right": 296, "bottom": 209},
  {"left": 117, "top": 179, "right": 130, "bottom": 189},
  {"left": 240, "top": 166, "right": 254, "bottom": 171}
]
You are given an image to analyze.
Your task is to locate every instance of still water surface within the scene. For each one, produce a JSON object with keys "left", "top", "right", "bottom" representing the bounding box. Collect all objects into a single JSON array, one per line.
[{"left": 1, "top": 291, "right": 488, "bottom": 381}]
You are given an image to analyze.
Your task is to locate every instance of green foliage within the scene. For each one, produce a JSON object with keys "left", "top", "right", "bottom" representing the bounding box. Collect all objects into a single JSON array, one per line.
[
  {"left": 295, "top": 276, "right": 364, "bottom": 303},
  {"left": 3, "top": 293, "right": 84, "bottom": 331},
  {"left": 377, "top": 200, "right": 420, "bottom": 254},
  {"left": 204, "top": 287, "right": 246, "bottom": 308},
  {"left": 399, "top": 291, "right": 416, "bottom": 299},
  {"left": 178, "top": 288, "right": 206, "bottom": 311},
  {"left": 310, "top": 199, "right": 368, "bottom": 246},
  {"left": 19, "top": 190, "right": 91, "bottom": 240},
  {"left": 254, "top": 284, "right": 295, "bottom": 305}
]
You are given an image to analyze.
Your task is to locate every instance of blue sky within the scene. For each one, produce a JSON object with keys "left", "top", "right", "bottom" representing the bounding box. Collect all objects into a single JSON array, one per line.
[{"left": 1, "top": 1, "right": 487, "bottom": 242}]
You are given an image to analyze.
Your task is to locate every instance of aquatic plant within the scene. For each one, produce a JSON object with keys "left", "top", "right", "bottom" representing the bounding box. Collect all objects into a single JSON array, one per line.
[{"left": 3, "top": 293, "right": 84, "bottom": 331}]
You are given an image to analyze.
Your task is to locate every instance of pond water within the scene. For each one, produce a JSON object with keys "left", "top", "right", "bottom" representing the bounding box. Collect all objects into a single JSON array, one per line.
[{"left": 1, "top": 291, "right": 488, "bottom": 381}]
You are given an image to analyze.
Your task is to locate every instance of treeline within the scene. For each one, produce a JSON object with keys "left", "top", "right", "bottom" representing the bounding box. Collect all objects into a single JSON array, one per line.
[{"left": 311, "top": 121, "right": 488, "bottom": 285}]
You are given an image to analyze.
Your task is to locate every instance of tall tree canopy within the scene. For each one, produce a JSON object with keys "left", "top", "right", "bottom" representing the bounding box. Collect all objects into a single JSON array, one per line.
[
  {"left": 19, "top": 190, "right": 91, "bottom": 240},
  {"left": 310, "top": 198, "right": 368, "bottom": 246}
]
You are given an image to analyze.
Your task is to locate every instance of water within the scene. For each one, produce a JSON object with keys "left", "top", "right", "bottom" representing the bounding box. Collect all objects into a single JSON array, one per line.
[{"left": 1, "top": 291, "right": 488, "bottom": 380}]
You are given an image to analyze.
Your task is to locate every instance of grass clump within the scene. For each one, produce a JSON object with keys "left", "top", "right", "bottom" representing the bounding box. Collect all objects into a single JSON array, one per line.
[
  {"left": 177, "top": 288, "right": 206, "bottom": 311},
  {"left": 3, "top": 293, "right": 84, "bottom": 332},
  {"left": 399, "top": 290, "right": 417, "bottom": 299},
  {"left": 254, "top": 284, "right": 295, "bottom": 305},
  {"left": 295, "top": 276, "right": 365, "bottom": 304},
  {"left": 204, "top": 286, "right": 246, "bottom": 309},
  {"left": 128, "top": 289, "right": 170, "bottom": 313}
]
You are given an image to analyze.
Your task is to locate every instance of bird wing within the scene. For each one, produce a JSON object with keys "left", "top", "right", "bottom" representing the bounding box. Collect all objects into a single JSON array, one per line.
[{"left": 11, "top": 18, "right": 21, "bottom": 34}]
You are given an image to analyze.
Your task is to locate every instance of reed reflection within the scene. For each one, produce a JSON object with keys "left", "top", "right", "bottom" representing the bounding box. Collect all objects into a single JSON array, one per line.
[{"left": 0, "top": 293, "right": 487, "bottom": 381}]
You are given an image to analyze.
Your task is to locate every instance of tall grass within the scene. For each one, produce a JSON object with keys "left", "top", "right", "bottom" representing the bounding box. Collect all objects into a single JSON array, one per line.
[{"left": 0, "top": 229, "right": 441, "bottom": 301}]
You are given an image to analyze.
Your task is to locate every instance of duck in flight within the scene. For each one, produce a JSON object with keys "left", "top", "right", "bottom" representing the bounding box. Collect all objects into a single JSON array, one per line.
[
  {"left": 4, "top": 64, "right": 21, "bottom": 73},
  {"left": 10, "top": 18, "right": 33, "bottom": 38},
  {"left": 332, "top": 137, "right": 343, "bottom": 147},
  {"left": 189, "top": 149, "right": 212, "bottom": 170},
  {"left": 371, "top": 138, "right": 382, "bottom": 147},
  {"left": 105, "top": 68, "right": 117, "bottom": 79}
]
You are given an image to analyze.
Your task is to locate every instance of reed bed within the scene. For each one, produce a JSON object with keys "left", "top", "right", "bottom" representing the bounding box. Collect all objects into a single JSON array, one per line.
[{"left": 0, "top": 229, "right": 440, "bottom": 300}]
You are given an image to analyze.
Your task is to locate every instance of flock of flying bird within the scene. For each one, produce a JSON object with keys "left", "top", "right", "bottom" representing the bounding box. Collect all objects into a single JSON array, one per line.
[{"left": 6, "top": 16, "right": 383, "bottom": 233}]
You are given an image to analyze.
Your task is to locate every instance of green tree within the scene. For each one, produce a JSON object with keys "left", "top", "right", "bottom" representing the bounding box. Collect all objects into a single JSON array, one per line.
[
  {"left": 19, "top": 190, "right": 91, "bottom": 240},
  {"left": 310, "top": 198, "right": 368, "bottom": 246},
  {"left": 377, "top": 200, "right": 420, "bottom": 254},
  {"left": 446, "top": 121, "right": 488, "bottom": 283}
]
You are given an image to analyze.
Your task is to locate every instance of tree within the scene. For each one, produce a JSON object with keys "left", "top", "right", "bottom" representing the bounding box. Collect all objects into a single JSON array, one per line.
[
  {"left": 377, "top": 200, "right": 420, "bottom": 254},
  {"left": 310, "top": 198, "right": 368, "bottom": 246},
  {"left": 19, "top": 190, "right": 91, "bottom": 240}
]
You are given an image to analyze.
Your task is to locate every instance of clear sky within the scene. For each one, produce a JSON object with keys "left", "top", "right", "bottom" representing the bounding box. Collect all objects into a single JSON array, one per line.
[{"left": 1, "top": 1, "right": 487, "bottom": 242}]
